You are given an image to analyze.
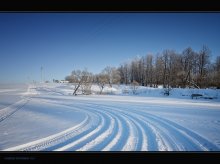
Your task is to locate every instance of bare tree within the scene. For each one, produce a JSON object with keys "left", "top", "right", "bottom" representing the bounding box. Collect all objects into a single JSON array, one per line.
[
  {"left": 65, "top": 69, "right": 92, "bottom": 95},
  {"left": 102, "top": 66, "right": 121, "bottom": 87},
  {"left": 215, "top": 56, "right": 220, "bottom": 87},
  {"left": 144, "top": 54, "right": 154, "bottom": 87},
  {"left": 130, "top": 80, "right": 139, "bottom": 94},
  {"left": 118, "top": 63, "right": 131, "bottom": 85},
  {"left": 168, "top": 51, "right": 181, "bottom": 88},
  {"left": 65, "top": 46, "right": 219, "bottom": 91},
  {"left": 137, "top": 57, "right": 144, "bottom": 86},
  {"left": 177, "top": 47, "right": 197, "bottom": 88},
  {"left": 118, "top": 65, "right": 125, "bottom": 84},
  {"left": 154, "top": 55, "right": 164, "bottom": 87},
  {"left": 210, "top": 56, "right": 220, "bottom": 88},
  {"left": 196, "top": 45, "right": 211, "bottom": 88},
  {"left": 81, "top": 72, "right": 93, "bottom": 95},
  {"left": 130, "top": 57, "right": 138, "bottom": 83},
  {"left": 160, "top": 50, "right": 177, "bottom": 95},
  {"left": 161, "top": 50, "right": 171, "bottom": 88},
  {"left": 96, "top": 73, "right": 108, "bottom": 94},
  {"left": 124, "top": 62, "right": 131, "bottom": 85}
]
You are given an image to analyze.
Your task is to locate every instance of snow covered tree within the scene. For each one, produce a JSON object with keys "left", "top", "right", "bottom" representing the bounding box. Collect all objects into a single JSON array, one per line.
[
  {"left": 65, "top": 69, "right": 93, "bottom": 95},
  {"left": 65, "top": 46, "right": 218, "bottom": 91},
  {"left": 96, "top": 73, "right": 109, "bottom": 94},
  {"left": 102, "top": 66, "right": 121, "bottom": 87},
  {"left": 130, "top": 80, "right": 139, "bottom": 94},
  {"left": 81, "top": 73, "right": 93, "bottom": 95}
]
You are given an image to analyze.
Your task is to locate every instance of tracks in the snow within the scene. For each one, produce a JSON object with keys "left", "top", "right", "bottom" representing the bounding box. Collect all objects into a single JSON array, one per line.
[
  {"left": 4, "top": 98, "right": 219, "bottom": 151},
  {"left": 0, "top": 84, "right": 37, "bottom": 123},
  {"left": 0, "top": 98, "right": 31, "bottom": 123}
]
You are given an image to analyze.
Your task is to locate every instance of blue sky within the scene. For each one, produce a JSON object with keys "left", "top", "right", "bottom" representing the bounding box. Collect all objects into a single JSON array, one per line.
[{"left": 0, "top": 13, "right": 220, "bottom": 83}]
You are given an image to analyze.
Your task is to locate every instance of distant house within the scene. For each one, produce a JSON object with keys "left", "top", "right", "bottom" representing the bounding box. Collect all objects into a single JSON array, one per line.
[
  {"left": 53, "top": 79, "right": 69, "bottom": 83},
  {"left": 59, "top": 80, "right": 69, "bottom": 83}
]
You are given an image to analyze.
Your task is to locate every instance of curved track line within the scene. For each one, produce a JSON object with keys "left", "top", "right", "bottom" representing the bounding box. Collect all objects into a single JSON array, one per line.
[
  {"left": 54, "top": 111, "right": 106, "bottom": 151},
  {"left": 123, "top": 106, "right": 219, "bottom": 150},
  {"left": 0, "top": 98, "right": 30, "bottom": 123},
  {"left": 84, "top": 102, "right": 218, "bottom": 151},
  {"left": 51, "top": 103, "right": 131, "bottom": 151},
  {"left": 93, "top": 104, "right": 162, "bottom": 151},
  {"left": 77, "top": 114, "right": 115, "bottom": 151},
  {"left": 4, "top": 114, "right": 90, "bottom": 151}
]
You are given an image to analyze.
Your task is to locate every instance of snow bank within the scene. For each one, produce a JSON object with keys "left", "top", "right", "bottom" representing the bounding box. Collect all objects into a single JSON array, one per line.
[{"left": 44, "top": 83, "right": 220, "bottom": 100}]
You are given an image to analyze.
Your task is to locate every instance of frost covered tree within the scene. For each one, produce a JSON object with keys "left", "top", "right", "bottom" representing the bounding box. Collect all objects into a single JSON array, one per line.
[
  {"left": 65, "top": 46, "right": 218, "bottom": 90},
  {"left": 102, "top": 66, "right": 121, "bottom": 87},
  {"left": 96, "top": 73, "right": 108, "bottom": 94},
  {"left": 130, "top": 80, "right": 139, "bottom": 94},
  {"left": 65, "top": 69, "right": 93, "bottom": 95},
  {"left": 81, "top": 73, "right": 93, "bottom": 95}
]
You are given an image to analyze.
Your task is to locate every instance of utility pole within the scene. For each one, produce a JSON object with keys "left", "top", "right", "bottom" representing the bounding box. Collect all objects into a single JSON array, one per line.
[
  {"left": 41, "top": 66, "right": 43, "bottom": 83},
  {"left": 27, "top": 75, "right": 30, "bottom": 84}
]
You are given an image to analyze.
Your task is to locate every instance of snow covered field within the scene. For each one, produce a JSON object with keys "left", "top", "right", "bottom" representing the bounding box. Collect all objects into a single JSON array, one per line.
[{"left": 0, "top": 83, "right": 220, "bottom": 151}]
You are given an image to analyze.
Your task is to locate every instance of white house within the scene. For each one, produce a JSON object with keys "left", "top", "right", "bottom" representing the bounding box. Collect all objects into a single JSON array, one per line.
[{"left": 59, "top": 80, "right": 69, "bottom": 83}]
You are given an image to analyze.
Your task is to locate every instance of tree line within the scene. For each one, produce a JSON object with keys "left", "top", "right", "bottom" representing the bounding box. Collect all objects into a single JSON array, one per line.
[{"left": 65, "top": 45, "right": 220, "bottom": 95}]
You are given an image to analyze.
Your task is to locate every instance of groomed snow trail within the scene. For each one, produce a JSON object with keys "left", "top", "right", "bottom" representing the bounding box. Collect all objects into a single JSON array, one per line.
[
  {"left": 1, "top": 84, "right": 220, "bottom": 151},
  {"left": 0, "top": 84, "right": 33, "bottom": 122}
]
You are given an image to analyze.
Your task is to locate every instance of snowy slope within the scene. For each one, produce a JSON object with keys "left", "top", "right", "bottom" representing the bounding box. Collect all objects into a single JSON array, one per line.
[
  {"left": 33, "top": 83, "right": 220, "bottom": 100},
  {"left": 0, "top": 83, "right": 220, "bottom": 151}
]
